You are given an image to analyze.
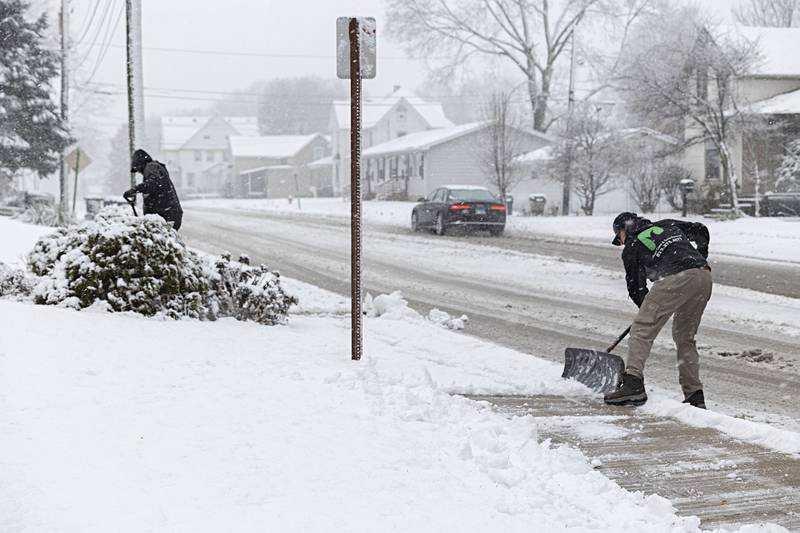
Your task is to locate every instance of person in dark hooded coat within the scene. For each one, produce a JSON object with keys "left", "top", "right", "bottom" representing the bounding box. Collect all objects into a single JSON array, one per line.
[{"left": 123, "top": 149, "right": 183, "bottom": 230}]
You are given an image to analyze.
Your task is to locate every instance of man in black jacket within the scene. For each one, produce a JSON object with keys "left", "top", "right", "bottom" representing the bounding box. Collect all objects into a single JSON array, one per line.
[
  {"left": 604, "top": 212, "right": 712, "bottom": 408},
  {"left": 123, "top": 149, "right": 183, "bottom": 230}
]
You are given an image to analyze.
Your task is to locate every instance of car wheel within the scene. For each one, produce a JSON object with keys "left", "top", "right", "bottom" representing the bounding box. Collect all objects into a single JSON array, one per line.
[
  {"left": 490, "top": 226, "right": 504, "bottom": 237},
  {"left": 435, "top": 213, "right": 447, "bottom": 236},
  {"left": 411, "top": 212, "right": 420, "bottom": 232}
]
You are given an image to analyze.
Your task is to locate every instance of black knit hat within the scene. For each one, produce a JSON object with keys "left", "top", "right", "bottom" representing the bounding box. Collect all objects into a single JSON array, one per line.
[
  {"left": 131, "top": 149, "right": 152, "bottom": 173},
  {"left": 612, "top": 212, "right": 638, "bottom": 246}
]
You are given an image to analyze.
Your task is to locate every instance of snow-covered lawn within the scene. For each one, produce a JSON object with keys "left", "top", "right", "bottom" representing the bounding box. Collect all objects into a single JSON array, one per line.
[
  {"left": 185, "top": 198, "right": 800, "bottom": 264},
  {"left": 0, "top": 217, "right": 53, "bottom": 268},
  {"left": 0, "top": 291, "right": 792, "bottom": 533}
]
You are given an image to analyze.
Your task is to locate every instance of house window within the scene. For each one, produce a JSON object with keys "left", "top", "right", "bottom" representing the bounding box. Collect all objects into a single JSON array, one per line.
[
  {"left": 397, "top": 104, "right": 407, "bottom": 122},
  {"left": 194, "top": 151, "right": 202, "bottom": 162},
  {"left": 418, "top": 154, "right": 424, "bottom": 178},
  {"left": 187, "top": 173, "right": 195, "bottom": 187},
  {"left": 705, "top": 141, "right": 721, "bottom": 181},
  {"left": 397, "top": 131, "right": 407, "bottom": 138},
  {"left": 203, "top": 135, "right": 211, "bottom": 140},
  {"left": 206, "top": 150, "right": 214, "bottom": 162},
  {"left": 223, "top": 150, "right": 230, "bottom": 162},
  {"left": 313, "top": 147, "right": 324, "bottom": 160}
]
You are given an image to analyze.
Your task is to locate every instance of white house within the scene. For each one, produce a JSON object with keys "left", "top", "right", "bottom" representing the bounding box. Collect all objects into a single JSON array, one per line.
[
  {"left": 329, "top": 86, "right": 453, "bottom": 194},
  {"left": 362, "top": 122, "right": 553, "bottom": 201},
  {"left": 160, "top": 116, "right": 259, "bottom": 196},
  {"left": 228, "top": 134, "right": 330, "bottom": 198}
]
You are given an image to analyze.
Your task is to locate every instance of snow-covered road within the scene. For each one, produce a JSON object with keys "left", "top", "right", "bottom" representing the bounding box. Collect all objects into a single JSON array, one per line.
[{"left": 182, "top": 207, "right": 800, "bottom": 432}]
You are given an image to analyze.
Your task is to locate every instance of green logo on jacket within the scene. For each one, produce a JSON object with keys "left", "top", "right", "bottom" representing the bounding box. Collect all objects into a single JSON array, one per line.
[{"left": 637, "top": 226, "right": 664, "bottom": 251}]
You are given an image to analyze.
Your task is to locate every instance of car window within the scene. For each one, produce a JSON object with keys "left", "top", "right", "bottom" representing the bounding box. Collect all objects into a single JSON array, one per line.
[
  {"left": 432, "top": 189, "right": 444, "bottom": 202},
  {"left": 448, "top": 189, "right": 497, "bottom": 202}
]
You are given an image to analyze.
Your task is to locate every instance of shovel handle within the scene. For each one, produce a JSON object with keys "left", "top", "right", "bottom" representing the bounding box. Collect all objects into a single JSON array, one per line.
[
  {"left": 606, "top": 326, "right": 631, "bottom": 353},
  {"left": 124, "top": 194, "right": 138, "bottom": 217}
]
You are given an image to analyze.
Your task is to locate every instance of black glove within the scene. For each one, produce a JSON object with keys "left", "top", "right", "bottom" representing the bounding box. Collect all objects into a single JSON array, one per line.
[{"left": 123, "top": 188, "right": 136, "bottom": 201}]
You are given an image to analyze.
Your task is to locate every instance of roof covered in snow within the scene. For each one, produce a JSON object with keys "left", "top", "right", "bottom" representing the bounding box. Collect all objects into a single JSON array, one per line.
[
  {"left": 514, "top": 146, "right": 555, "bottom": 164},
  {"left": 738, "top": 27, "right": 800, "bottom": 78},
  {"left": 743, "top": 87, "right": 800, "bottom": 114},
  {"left": 307, "top": 155, "right": 333, "bottom": 168},
  {"left": 362, "top": 122, "right": 487, "bottom": 157},
  {"left": 363, "top": 122, "right": 553, "bottom": 158},
  {"left": 333, "top": 87, "right": 453, "bottom": 130},
  {"left": 161, "top": 116, "right": 259, "bottom": 151},
  {"left": 229, "top": 134, "right": 323, "bottom": 159}
]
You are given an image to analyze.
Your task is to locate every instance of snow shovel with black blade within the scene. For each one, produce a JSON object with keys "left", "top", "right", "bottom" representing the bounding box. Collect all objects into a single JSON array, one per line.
[{"left": 562, "top": 326, "right": 630, "bottom": 394}]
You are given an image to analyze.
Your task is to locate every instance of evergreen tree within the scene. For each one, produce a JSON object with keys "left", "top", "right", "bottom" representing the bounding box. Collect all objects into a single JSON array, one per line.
[{"left": 0, "top": 0, "right": 71, "bottom": 184}]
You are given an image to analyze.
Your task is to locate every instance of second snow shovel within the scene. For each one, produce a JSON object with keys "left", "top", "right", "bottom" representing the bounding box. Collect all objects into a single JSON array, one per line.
[
  {"left": 562, "top": 326, "right": 630, "bottom": 394},
  {"left": 125, "top": 196, "right": 138, "bottom": 217}
]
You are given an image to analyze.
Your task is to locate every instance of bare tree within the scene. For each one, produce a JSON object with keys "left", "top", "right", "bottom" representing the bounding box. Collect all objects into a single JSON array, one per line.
[
  {"left": 478, "top": 91, "right": 528, "bottom": 201},
  {"left": 550, "top": 103, "right": 623, "bottom": 215},
  {"left": 627, "top": 159, "right": 663, "bottom": 212},
  {"left": 387, "top": 0, "right": 607, "bottom": 132},
  {"left": 620, "top": 7, "right": 761, "bottom": 213},
  {"left": 734, "top": 0, "right": 799, "bottom": 27}
]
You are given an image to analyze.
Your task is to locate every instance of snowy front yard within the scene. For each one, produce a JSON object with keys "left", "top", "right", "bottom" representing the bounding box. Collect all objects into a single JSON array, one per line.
[
  {"left": 185, "top": 198, "right": 800, "bottom": 264},
  {"left": 0, "top": 297, "right": 706, "bottom": 533}
]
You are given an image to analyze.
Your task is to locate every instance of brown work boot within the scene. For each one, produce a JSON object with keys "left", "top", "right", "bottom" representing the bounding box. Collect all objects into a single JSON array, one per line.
[{"left": 604, "top": 373, "right": 647, "bottom": 406}]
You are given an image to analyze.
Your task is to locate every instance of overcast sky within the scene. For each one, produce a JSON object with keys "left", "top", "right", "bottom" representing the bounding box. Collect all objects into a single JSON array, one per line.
[{"left": 63, "top": 0, "right": 427, "bottom": 129}]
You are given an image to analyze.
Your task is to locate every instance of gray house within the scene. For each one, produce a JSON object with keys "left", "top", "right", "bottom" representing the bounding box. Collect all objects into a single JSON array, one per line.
[{"left": 362, "top": 122, "right": 553, "bottom": 201}]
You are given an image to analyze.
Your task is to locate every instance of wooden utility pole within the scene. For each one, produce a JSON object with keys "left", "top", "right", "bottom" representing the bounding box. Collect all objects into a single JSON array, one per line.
[
  {"left": 125, "top": 0, "right": 145, "bottom": 189},
  {"left": 59, "top": 0, "right": 69, "bottom": 212},
  {"left": 562, "top": 26, "right": 577, "bottom": 216}
]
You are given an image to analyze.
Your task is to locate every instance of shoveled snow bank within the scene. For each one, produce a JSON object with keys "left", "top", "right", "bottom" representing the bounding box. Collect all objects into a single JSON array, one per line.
[
  {"left": 365, "top": 290, "right": 468, "bottom": 329},
  {"left": 2, "top": 297, "right": 783, "bottom": 533}
]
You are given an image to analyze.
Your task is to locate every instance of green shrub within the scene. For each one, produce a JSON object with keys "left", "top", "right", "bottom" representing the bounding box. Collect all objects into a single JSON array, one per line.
[{"left": 26, "top": 207, "right": 297, "bottom": 325}]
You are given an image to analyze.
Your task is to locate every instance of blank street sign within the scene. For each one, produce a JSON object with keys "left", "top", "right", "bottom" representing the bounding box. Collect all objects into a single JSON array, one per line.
[{"left": 336, "top": 17, "right": 376, "bottom": 79}]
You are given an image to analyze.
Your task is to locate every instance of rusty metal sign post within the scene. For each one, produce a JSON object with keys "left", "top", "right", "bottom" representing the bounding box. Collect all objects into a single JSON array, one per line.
[{"left": 337, "top": 17, "right": 376, "bottom": 361}]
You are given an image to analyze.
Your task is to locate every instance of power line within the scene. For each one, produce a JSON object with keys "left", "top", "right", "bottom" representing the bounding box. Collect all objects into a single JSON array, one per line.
[
  {"left": 73, "top": 0, "right": 102, "bottom": 45},
  {"left": 71, "top": 0, "right": 116, "bottom": 72},
  {"left": 77, "top": 41, "right": 429, "bottom": 61}
]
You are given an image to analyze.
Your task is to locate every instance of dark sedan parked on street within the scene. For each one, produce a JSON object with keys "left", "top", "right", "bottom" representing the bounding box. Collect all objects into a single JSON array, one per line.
[{"left": 411, "top": 185, "right": 507, "bottom": 236}]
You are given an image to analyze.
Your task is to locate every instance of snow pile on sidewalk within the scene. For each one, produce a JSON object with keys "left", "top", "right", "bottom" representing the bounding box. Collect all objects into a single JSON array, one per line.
[
  {"left": 366, "top": 290, "right": 468, "bottom": 330},
  {"left": 3, "top": 298, "right": 777, "bottom": 533}
]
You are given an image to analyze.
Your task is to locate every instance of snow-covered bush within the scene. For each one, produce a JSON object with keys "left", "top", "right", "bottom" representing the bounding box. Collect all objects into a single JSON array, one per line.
[
  {"left": 212, "top": 253, "right": 298, "bottom": 326},
  {"left": 28, "top": 208, "right": 212, "bottom": 317},
  {"left": 15, "top": 203, "right": 61, "bottom": 227},
  {"left": 0, "top": 262, "right": 33, "bottom": 298},
  {"left": 25, "top": 207, "right": 297, "bottom": 325}
]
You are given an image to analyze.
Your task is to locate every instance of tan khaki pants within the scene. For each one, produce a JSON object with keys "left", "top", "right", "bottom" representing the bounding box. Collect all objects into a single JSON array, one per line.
[{"left": 626, "top": 267, "right": 713, "bottom": 396}]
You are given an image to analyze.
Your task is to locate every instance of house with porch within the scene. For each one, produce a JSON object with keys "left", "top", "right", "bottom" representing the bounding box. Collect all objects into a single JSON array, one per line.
[
  {"left": 160, "top": 116, "right": 259, "bottom": 196},
  {"left": 329, "top": 86, "right": 453, "bottom": 195},
  {"left": 683, "top": 27, "right": 800, "bottom": 204},
  {"left": 228, "top": 134, "right": 330, "bottom": 198},
  {"left": 361, "top": 122, "right": 554, "bottom": 201}
]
